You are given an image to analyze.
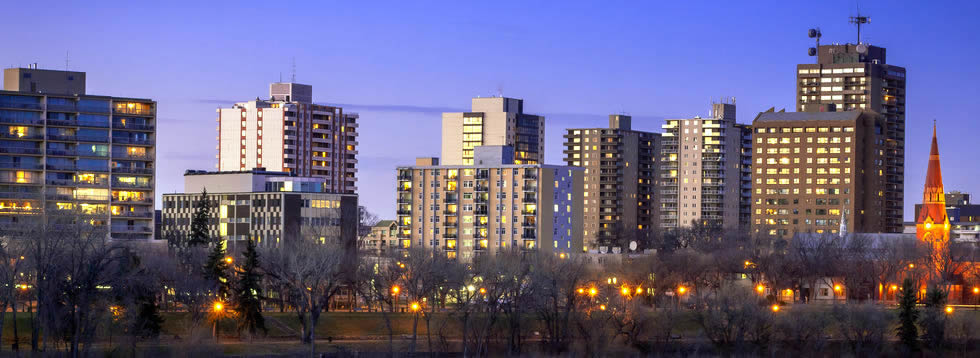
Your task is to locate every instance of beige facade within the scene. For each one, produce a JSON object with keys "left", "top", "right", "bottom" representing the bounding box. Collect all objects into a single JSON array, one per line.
[
  {"left": 217, "top": 82, "right": 358, "bottom": 194},
  {"left": 797, "top": 44, "right": 905, "bottom": 231},
  {"left": 359, "top": 220, "right": 397, "bottom": 254},
  {"left": 441, "top": 97, "right": 544, "bottom": 165},
  {"left": 750, "top": 110, "right": 888, "bottom": 238},
  {"left": 563, "top": 115, "right": 660, "bottom": 250},
  {"left": 660, "top": 103, "right": 751, "bottom": 229},
  {"left": 395, "top": 157, "right": 583, "bottom": 262}
]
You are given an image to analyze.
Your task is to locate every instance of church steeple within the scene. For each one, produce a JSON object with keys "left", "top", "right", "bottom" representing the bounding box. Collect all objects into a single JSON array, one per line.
[{"left": 916, "top": 122, "right": 949, "bottom": 244}]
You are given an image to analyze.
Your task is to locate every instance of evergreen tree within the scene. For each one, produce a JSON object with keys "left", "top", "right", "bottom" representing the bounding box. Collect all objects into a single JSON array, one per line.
[
  {"left": 920, "top": 286, "right": 947, "bottom": 349},
  {"left": 234, "top": 238, "right": 267, "bottom": 339},
  {"left": 188, "top": 189, "right": 213, "bottom": 247},
  {"left": 204, "top": 240, "right": 231, "bottom": 298},
  {"left": 896, "top": 278, "right": 919, "bottom": 352},
  {"left": 133, "top": 299, "right": 164, "bottom": 339}
]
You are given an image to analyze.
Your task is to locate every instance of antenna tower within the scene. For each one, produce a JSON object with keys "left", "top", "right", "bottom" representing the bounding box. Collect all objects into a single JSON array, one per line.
[
  {"left": 291, "top": 58, "right": 296, "bottom": 82},
  {"left": 849, "top": 12, "right": 870, "bottom": 44}
]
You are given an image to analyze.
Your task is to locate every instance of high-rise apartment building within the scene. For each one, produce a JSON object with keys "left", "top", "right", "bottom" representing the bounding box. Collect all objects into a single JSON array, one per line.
[
  {"left": 750, "top": 109, "right": 893, "bottom": 238},
  {"left": 161, "top": 169, "right": 357, "bottom": 252},
  {"left": 659, "top": 102, "right": 751, "bottom": 229},
  {"left": 441, "top": 97, "right": 544, "bottom": 165},
  {"left": 562, "top": 115, "right": 660, "bottom": 249},
  {"left": 796, "top": 43, "right": 905, "bottom": 231},
  {"left": 217, "top": 82, "right": 358, "bottom": 194},
  {"left": 395, "top": 146, "right": 583, "bottom": 262},
  {"left": 0, "top": 66, "right": 156, "bottom": 240}
]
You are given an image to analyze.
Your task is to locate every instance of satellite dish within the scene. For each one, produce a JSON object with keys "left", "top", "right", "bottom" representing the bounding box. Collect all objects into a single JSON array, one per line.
[
  {"left": 629, "top": 241, "right": 637, "bottom": 251},
  {"left": 856, "top": 44, "right": 868, "bottom": 54},
  {"left": 808, "top": 48, "right": 817, "bottom": 56},
  {"left": 807, "top": 29, "right": 818, "bottom": 38},
  {"left": 599, "top": 246, "right": 607, "bottom": 254}
]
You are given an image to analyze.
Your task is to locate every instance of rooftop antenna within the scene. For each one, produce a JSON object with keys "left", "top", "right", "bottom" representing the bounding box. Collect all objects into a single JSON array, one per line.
[
  {"left": 849, "top": 10, "right": 870, "bottom": 44},
  {"left": 807, "top": 27, "right": 822, "bottom": 62},
  {"left": 290, "top": 57, "right": 296, "bottom": 83},
  {"left": 496, "top": 83, "right": 504, "bottom": 97}
]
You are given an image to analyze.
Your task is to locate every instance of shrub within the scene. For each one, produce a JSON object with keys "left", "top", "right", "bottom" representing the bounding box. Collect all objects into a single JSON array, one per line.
[{"left": 832, "top": 303, "right": 893, "bottom": 356}]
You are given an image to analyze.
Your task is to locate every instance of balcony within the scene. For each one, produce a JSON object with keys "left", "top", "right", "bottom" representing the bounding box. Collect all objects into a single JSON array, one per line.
[
  {"left": 0, "top": 101, "right": 42, "bottom": 111},
  {"left": 396, "top": 209, "right": 412, "bottom": 215},
  {"left": 112, "top": 211, "right": 154, "bottom": 218},
  {"left": 443, "top": 197, "right": 458, "bottom": 204},
  {"left": 78, "top": 135, "right": 109, "bottom": 143},
  {"left": 442, "top": 209, "right": 457, "bottom": 215},
  {"left": 522, "top": 220, "right": 536, "bottom": 228},
  {"left": 45, "top": 103, "right": 77, "bottom": 112},
  {"left": 521, "top": 209, "right": 537, "bottom": 216},
  {"left": 0, "top": 162, "right": 43, "bottom": 170},
  {"left": 397, "top": 174, "right": 413, "bottom": 181},
  {"left": 113, "top": 152, "right": 154, "bottom": 160},
  {"left": 521, "top": 232, "right": 537, "bottom": 240},
  {"left": 113, "top": 106, "right": 155, "bottom": 116},
  {"left": 475, "top": 185, "right": 489, "bottom": 192},
  {"left": 443, "top": 221, "right": 458, "bottom": 228},
  {"left": 46, "top": 164, "right": 77, "bottom": 171},
  {"left": 474, "top": 196, "right": 488, "bottom": 203},
  {"left": 397, "top": 196, "right": 413, "bottom": 204},
  {"left": 111, "top": 167, "right": 153, "bottom": 175},
  {"left": 112, "top": 181, "right": 153, "bottom": 189},
  {"left": 522, "top": 185, "right": 537, "bottom": 192},
  {"left": 474, "top": 172, "right": 490, "bottom": 180},
  {"left": 474, "top": 221, "right": 488, "bottom": 228},
  {"left": 112, "top": 137, "right": 154, "bottom": 146},
  {"left": 0, "top": 117, "right": 44, "bottom": 126},
  {"left": 0, "top": 132, "right": 43, "bottom": 140},
  {"left": 397, "top": 185, "right": 412, "bottom": 192},
  {"left": 442, "top": 233, "right": 458, "bottom": 239},
  {"left": 47, "top": 148, "right": 76, "bottom": 156},
  {"left": 112, "top": 197, "right": 153, "bottom": 204},
  {"left": 110, "top": 226, "right": 153, "bottom": 234},
  {"left": 112, "top": 122, "right": 155, "bottom": 131},
  {"left": 0, "top": 147, "right": 41, "bottom": 155},
  {"left": 0, "top": 191, "right": 41, "bottom": 200}
]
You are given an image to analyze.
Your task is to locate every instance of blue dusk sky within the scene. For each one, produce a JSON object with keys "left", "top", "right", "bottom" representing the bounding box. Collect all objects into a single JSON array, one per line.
[{"left": 3, "top": 0, "right": 978, "bottom": 221}]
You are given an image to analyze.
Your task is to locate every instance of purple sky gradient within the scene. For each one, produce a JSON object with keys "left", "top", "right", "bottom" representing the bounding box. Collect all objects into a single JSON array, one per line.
[{"left": 3, "top": 0, "right": 978, "bottom": 221}]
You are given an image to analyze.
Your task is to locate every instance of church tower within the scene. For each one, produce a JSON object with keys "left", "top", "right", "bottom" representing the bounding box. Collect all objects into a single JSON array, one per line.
[{"left": 916, "top": 123, "right": 949, "bottom": 246}]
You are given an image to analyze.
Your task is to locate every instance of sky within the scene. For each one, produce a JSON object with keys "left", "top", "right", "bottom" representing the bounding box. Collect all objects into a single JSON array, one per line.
[{"left": 3, "top": 0, "right": 979, "bottom": 221}]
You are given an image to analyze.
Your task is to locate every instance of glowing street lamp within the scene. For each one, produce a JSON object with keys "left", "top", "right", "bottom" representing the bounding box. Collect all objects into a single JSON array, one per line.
[
  {"left": 756, "top": 284, "right": 765, "bottom": 294},
  {"left": 467, "top": 285, "right": 475, "bottom": 293},
  {"left": 212, "top": 301, "right": 225, "bottom": 343},
  {"left": 833, "top": 285, "right": 842, "bottom": 292},
  {"left": 771, "top": 304, "right": 780, "bottom": 312},
  {"left": 391, "top": 286, "right": 400, "bottom": 295},
  {"left": 621, "top": 286, "right": 630, "bottom": 296},
  {"left": 224, "top": 256, "right": 233, "bottom": 264},
  {"left": 945, "top": 306, "right": 954, "bottom": 314},
  {"left": 479, "top": 287, "right": 487, "bottom": 295},
  {"left": 599, "top": 304, "right": 606, "bottom": 311},
  {"left": 410, "top": 302, "right": 420, "bottom": 312},
  {"left": 588, "top": 287, "right": 597, "bottom": 297},
  {"left": 973, "top": 287, "right": 979, "bottom": 294},
  {"left": 577, "top": 288, "right": 585, "bottom": 295},
  {"left": 635, "top": 287, "right": 643, "bottom": 295},
  {"left": 213, "top": 301, "right": 224, "bottom": 312},
  {"left": 677, "top": 286, "right": 687, "bottom": 295}
]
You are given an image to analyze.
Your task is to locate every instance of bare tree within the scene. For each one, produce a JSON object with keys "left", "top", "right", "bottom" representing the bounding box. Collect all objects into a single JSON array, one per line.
[
  {"left": 355, "top": 251, "right": 402, "bottom": 355},
  {"left": 262, "top": 229, "right": 345, "bottom": 356},
  {"left": 695, "top": 283, "right": 773, "bottom": 354},
  {"left": 530, "top": 252, "right": 588, "bottom": 355}
]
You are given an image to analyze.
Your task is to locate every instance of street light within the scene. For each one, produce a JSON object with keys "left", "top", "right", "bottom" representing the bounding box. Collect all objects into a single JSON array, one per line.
[
  {"left": 599, "top": 304, "right": 606, "bottom": 311},
  {"left": 391, "top": 286, "right": 400, "bottom": 295},
  {"left": 224, "top": 256, "right": 233, "bottom": 264},
  {"left": 973, "top": 287, "right": 979, "bottom": 294},
  {"left": 677, "top": 286, "right": 686, "bottom": 295},
  {"left": 771, "top": 304, "right": 780, "bottom": 312},
  {"left": 588, "top": 287, "right": 597, "bottom": 297},
  {"left": 410, "top": 302, "right": 420, "bottom": 312},
  {"left": 212, "top": 301, "right": 224, "bottom": 343},
  {"left": 479, "top": 287, "right": 487, "bottom": 295},
  {"left": 756, "top": 284, "right": 765, "bottom": 294},
  {"left": 621, "top": 286, "right": 630, "bottom": 296},
  {"left": 467, "top": 285, "right": 475, "bottom": 293},
  {"left": 945, "top": 306, "right": 954, "bottom": 314},
  {"left": 577, "top": 288, "right": 585, "bottom": 295}
]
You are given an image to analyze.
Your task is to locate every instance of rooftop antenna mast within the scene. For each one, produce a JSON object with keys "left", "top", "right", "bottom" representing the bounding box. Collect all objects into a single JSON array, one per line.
[
  {"left": 849, "top": 11, "right": 870, "bottom": 44},
  {"left": 807, "top": 27, "right": 822, "bottom": 63},
  {"left": 291, "top": 57, "right": 296, "bottom": 82}
]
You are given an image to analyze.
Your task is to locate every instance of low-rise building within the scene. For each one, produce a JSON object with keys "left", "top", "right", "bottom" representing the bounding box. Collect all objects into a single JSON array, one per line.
[
  {"left": 359, "top": 220, "right": 397, "bottom": 254},
  {"left": 161, "top": 169, "right": 357, "bottom": 252},
  {"left": 395, "top": 146, "right": 583, "bottom": 261}
]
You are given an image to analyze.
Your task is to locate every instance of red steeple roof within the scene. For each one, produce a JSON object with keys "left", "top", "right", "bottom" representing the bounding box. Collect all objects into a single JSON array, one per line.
[{"left": 917, "top": 123, "right": 947, "bottom": 226}]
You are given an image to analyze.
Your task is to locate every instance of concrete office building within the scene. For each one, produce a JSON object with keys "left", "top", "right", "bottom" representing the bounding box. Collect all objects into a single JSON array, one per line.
[
  {"left": 441, "top": 97, "right": 545, "bottom": 165},
  {"left": 562, "top": 115, "right": 661, "bottom": 250},
  {"left": 395, "top": 146, "right": 583, "bottom": 262},
  {"left": 750, "top": 108, "right": 891, "bottom": 238},
  {"left": 797, "top": 42, "right": 905, "bottom": 231},
  {"left": 0, "top": 66, "right": 156, "bottom": 240},
  {"left": 217, "top": 82, "right": 358, "bottom": 194},
  {"left": 161, "top": 169, "right": 357, "bottom": 252},
  {"left": 359, "top": 220, "right": 398, "bottom": 255},
  {"left": 659, "top": 102, "right": 752, "bottom": 229}
]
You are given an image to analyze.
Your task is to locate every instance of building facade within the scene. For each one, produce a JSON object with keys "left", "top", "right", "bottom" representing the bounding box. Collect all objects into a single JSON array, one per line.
[
  {"left": 797, "top": 43, "right": 905, "bottom": 231},
  {"left": 217, "top": 82, "right": 358, "bottom": 194},
  {"left": 750, "top": 109, "right": 891, "bottom": 238},
  {"left": 441, "top": 97, "right": 545, "bottom": 165},
  {"left": 659, "top": 102, "right": 751, "bottom": 230},
  {"left": 359, "top": 220, "right": 397, "bottom": 254},
  {"left": 161, "top": 169, "right": 357, "bottom": 252},
  {"left": 562, "top": 115, "right": 660, "bottom": 250},
  {"left": 395, "top": 147, "right": 583, "bottom": 261},
  {"left": 0, "top": 67, "right": 156, "bottom": 240}
]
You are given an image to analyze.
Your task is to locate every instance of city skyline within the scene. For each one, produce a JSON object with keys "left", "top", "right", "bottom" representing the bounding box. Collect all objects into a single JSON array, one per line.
[{"left": 3, "top": 1, "right": 978, "bottom": 220}]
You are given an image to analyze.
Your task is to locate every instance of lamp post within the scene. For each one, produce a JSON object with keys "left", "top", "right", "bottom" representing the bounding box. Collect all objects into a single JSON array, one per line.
[{"left": 212, "top": 301, "right": 224, "bottom": 343}]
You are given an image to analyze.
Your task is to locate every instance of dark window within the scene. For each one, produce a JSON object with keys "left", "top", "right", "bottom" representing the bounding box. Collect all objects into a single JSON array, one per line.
[{"left": 23, "top": 73, "right": 31, "bottom": 79}]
